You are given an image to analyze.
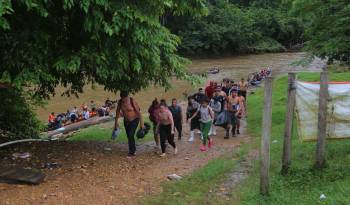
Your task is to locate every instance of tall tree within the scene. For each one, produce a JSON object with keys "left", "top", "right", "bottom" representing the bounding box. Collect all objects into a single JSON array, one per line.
[
  {"left": 292, "top": 0, "right": 350, "bottom": 63},
  {"left": 0, "top": 0, "right": 206, "bottom": 100}
]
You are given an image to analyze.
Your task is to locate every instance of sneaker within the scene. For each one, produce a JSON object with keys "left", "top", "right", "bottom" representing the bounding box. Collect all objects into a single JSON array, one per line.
[
  {"left": 213, "top": 132, "right": 217, "bottom": 136},
  {"left": 208, "top": 131, "right": 213, "bottom": 136},
  {"left": 160, "top": 153, "right": 166, "bottom": 157},
  {"left": 200, "top": 145, "right": 207, "bottom": 152},
  {"left": 188, "top": 136, "right": 194, "bottom": 142},
  {"left": 208, "top": 139, "right": 213, "bottom": 148},
  {"left": 127, "top": 153, "right": 136, "bottom": 159},
  {"left": 174, "top": 147, "right": 178, "bottom": 155},
  {"left": 197, "top": 131, "right": 201, "bottom": 134}
]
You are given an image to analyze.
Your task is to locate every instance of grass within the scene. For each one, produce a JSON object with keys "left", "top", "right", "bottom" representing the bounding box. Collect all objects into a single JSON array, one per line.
[
  {"left": 68, "top": 118, "right": 154, "bottom": 143},
  {"left": 143, "top": 143, "right": 253, "bottom": 205},
  {"left": 236, "top": 72, "right": 350, "bottom": 205},
  {"left": 67, "top": 71, "right": 350, "bottom": 204}
]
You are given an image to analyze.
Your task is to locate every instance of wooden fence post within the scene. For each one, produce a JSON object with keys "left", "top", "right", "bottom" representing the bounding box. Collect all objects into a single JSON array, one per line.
[
  {"left": 281, "top": 73, "right": 296, "bottom": 175},
  {"left": 260, "top": 76, "right": 273, "bottom": 195},
  {"left": 315, "top": 71, "right": 329, "bottom": 169}
]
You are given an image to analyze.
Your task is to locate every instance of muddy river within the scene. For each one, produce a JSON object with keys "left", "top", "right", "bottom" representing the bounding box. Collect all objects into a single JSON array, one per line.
[{"left": 35, "top": 52, "right": 324, "bottom": 121}]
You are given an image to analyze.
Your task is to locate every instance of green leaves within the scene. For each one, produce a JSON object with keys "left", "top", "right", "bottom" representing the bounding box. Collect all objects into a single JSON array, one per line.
[
  {"left": 168, "top": 0, "right": 303, "bottom": 55},
  {"left": 0, "top": 0, "right": 207, "bottom": 100},
  {"left": 292, "top": 0, "right": 350, "bottom": 63}
]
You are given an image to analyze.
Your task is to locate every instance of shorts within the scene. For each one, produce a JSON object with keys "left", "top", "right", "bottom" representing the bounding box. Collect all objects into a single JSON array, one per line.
[
  {"left": 190, "top": 117, "right": 200, "bottom": 131},
  {"left": 226, "top": 111, "right": 237, "bottom": 125}
]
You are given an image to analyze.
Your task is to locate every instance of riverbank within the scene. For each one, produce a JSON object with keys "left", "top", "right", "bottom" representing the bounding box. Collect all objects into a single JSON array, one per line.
[{"left": 35, "top": 52, "right": 320, "bottom": 122}]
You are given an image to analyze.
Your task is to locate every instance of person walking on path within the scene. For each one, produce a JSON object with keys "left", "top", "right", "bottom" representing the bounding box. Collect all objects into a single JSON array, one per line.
[
  {"left": 238, "top": 77, "right": 248, "bottom": 114},
  {"left": 156, "top": 103, "right": 177, "bottom": 157},
  {"left": 114, "top": 91, "right": 145, "bottom": 158},
  {"left": 168, "top": 98, "right": 183, "bottom": 140},
  {"left": 148, "top": 98, "right": 160, "bottom": 148},
  {"left": 205, "top": 81, "right": 215, "bottom": 99},
  {"left": 193, "top": 88, "right": 206, "bottom": 104},
  {"left": 226, "top": 89, "right": 243, "bottom": 138},
  {"left": 186, "top": 96, "right": 200, "bottom": 142},
  {"left": 188, "top": 97, "right": 214, "bottom": 152},
  {"left": 208, "top": 94, "right": 222, "bottom": 136},
  {"left": 238, "top": 78, "right": 248, "bottom": 100}
]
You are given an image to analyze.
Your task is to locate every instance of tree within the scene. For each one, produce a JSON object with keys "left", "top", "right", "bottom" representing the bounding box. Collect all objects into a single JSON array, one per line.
[
  {"left": 0, "top": 0, "right": 206, "bottom": 100},
  {"left": 292, "top": 0, "right": 350, "bottom": 64},
  {"left": 0, "top": 0, "right": 206, "bottom": 140},
  {"left": 165, "top": 0, "right": 304, "bottom": 56}
]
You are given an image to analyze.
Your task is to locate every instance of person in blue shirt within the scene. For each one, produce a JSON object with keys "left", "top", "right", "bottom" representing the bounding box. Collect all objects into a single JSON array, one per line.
[{"left": 168, "top": 98, "right": 183, "bottom": 140}]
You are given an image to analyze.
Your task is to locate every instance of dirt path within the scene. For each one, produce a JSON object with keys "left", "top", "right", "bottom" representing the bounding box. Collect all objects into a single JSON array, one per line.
[{"left": 0, "top": 117, "right": 250, "bottom": 205}]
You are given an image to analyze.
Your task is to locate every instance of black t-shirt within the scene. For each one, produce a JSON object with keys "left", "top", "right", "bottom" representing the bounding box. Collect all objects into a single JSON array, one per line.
[
  {"left": 193, "top": 92, "right": 206, "bottom": 104},
  {"left": 168, "top": 105, "right": 182, "bottom": 121},
  {"left": 222, "top": 86, "right": 230, "bottom": 96}
]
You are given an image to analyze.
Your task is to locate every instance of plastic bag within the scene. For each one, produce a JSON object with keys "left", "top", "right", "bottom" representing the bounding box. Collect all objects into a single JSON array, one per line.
[{"left": 215, "top": 111, "right": 228, "bottom": 127}]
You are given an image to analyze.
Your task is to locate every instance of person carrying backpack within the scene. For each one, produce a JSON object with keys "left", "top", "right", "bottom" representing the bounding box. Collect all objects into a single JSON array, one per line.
[{"left": 188, "top": 96, "right": 214, "bottom": 152}]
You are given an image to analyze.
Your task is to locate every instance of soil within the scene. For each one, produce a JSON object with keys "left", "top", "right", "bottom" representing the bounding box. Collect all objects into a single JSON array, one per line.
[{"left": 0, "top": 120, "right": 250, "bottom": 205}]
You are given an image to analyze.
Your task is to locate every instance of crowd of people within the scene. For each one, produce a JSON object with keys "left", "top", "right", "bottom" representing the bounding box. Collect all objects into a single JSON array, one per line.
[
  {"left": 247, "top": 67, "right": 271, "bottom": 86},
  {"left": 47, "top": 98, "right": 115, "bottom": 130},
  {"left": 49, "top": 68, "right": 270, "bottom": 157},
  {"left": 114, "top": 75, "right": 254, "bottom": 158}
]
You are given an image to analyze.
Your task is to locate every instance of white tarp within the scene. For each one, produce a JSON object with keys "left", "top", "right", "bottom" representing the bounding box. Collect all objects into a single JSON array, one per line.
[{"left": 295, "top": 81, "right": 350, "bottom": 141}]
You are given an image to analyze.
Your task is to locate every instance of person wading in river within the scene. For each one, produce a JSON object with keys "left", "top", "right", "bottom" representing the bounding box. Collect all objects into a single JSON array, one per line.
[
  {"left": 168, "top": 98, "right": 183, "bottom": 141},
  {"left": 226, "top": 89, "right": 243, "bottom": 138},
  {"left": 156, "top": 102, "right": 177, "bottom": 157},
  {"left": 115, "top": 91, "right": 144, "bottom": 158},
  {"left": 188, "top": 97, "right": 214, "bottom": 151}
]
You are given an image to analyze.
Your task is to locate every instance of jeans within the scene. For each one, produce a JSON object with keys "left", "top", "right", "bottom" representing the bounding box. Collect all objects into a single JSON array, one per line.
[
  {"left": 174, "top": 120, "right": 182, "bottom": 139},
  {"left": 124, "top": 118, "right": 139, "bottom": 155}
]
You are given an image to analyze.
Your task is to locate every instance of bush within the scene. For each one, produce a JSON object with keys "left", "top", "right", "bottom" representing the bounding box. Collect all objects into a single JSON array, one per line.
[{"left": 0, "top": 88, "right": 41, "bottom": 142}]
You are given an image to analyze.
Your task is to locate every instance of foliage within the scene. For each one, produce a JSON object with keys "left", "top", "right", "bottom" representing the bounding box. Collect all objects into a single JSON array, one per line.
[
  {"left": 0, "top": 88, "right": 41, "bottom": 141},
  {"left": 238, "top": 72, "right": 350, "bottom": 204},
  {"left": 292, "top": 0, "right": 350, "bottom": 64},
  {"left": 0, "top": 0, "right": 206, "bottom": 100},
  {"left": 166, "top": 0, "right": 304, "bottom": 55}
]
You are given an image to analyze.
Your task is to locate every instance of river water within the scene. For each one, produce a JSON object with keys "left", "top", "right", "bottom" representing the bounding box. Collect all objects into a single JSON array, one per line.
[{"left": 35, "top": 52, "right": 324, "bottom": 121}]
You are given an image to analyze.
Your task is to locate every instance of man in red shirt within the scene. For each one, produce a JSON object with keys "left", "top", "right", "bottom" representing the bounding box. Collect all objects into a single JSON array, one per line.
[{"left": 205, "top": 81, "right": 215, "bottom": 99}]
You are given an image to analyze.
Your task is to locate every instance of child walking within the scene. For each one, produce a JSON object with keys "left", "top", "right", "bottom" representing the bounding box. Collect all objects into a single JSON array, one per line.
[{"left": 188, "top": 97, "right": 214, "bottom": 151}]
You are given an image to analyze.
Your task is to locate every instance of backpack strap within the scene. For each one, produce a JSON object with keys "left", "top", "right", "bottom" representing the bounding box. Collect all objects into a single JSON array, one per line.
[
  {"left": 130, "top": 97, "right": 141, "bottom": 118},
  {"left": 208, "top": 107, "right": 214, "bottom": 119}
]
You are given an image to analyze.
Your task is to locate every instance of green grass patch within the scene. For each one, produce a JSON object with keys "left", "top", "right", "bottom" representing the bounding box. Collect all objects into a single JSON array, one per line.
[
  {"left": 143, "top": 143, "right": 253, "bottom": 205},
  {"left": 237, "top": 72, "right": 350, "bottom": 204},
  {"left": 68, "top": 119, "right": 154, "bottom": 143}
]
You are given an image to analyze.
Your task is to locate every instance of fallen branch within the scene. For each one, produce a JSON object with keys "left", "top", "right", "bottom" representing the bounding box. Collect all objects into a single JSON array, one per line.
[{"left": 0, "top": 139, "right": 49, "bottom": 148}]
